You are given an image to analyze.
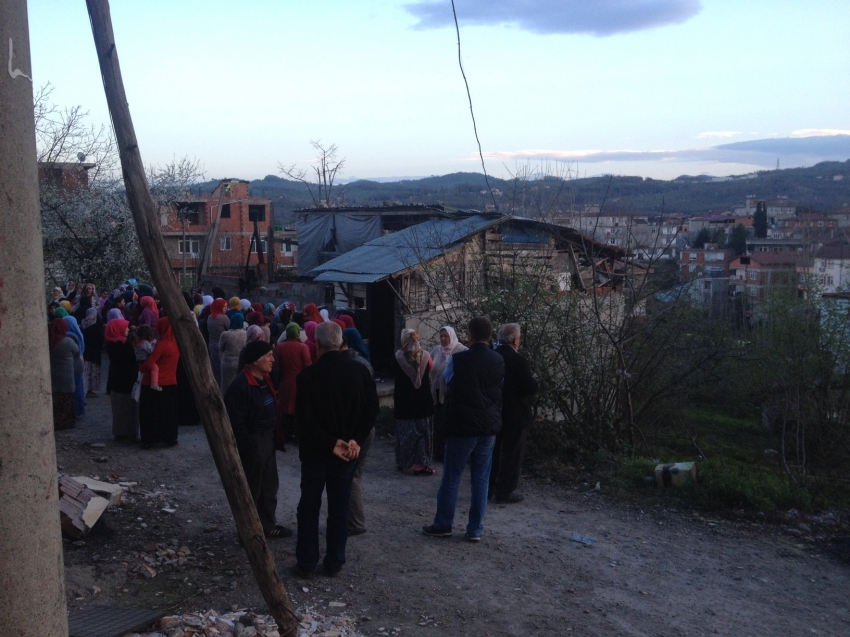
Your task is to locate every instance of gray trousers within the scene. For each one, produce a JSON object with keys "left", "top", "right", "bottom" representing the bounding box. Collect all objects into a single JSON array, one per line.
[{"left": 347, "top": 428, "right": 375, "bottom": 533}]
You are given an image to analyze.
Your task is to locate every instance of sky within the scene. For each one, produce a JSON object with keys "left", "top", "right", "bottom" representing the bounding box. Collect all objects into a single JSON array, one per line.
[{"left": 25, "top": 0, "right": 850, "bottom": 182}]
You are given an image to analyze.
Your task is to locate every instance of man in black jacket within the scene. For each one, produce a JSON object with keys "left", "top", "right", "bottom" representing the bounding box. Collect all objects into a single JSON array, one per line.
[
  {"left": 423, "top": 316, "right": 504, "bottom": 542},
  {"left": 295, "top": 321, "right": 379, "bottom": 577},
  {"left": 224, "top": 340, "right": 292, "bottom": 539},
  {"left": 490, "top": 323, "right": 539, "bottom": 503}
]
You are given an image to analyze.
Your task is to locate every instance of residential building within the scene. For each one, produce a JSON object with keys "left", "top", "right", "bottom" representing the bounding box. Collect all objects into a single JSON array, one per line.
[
  {"left": 798, "top": 243, "right": 850, "bottom": 294},
  {"left": 679, "top": 244, "right": 735, "bottom": 281},
  {"left": 730, "top": 252, "right": 807, "bottom": 300},
  {"left": 159, "top": 179, "right": 273, "bottom": 288}
]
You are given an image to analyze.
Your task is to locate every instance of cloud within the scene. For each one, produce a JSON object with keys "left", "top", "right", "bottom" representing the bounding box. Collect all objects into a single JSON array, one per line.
[
  {"left": 405, "top": 0, "right": 702, "bottom": 36},
  {"left": 480, "top": 135, "right": 850, "bottom": 167},
  {"left": 791, "top": 128, "right": 850, "bottom": 138},
  {"left": 696, "top": 131, "right": 741, "bottom": 139}
]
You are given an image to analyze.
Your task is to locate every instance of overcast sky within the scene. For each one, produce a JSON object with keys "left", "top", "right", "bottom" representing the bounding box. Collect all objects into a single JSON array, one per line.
[{"left": 26, "top": 0, "right": 850, "bottom": 182}]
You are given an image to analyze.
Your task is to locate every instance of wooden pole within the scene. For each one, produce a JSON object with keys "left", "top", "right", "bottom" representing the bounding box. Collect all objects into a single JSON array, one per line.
[
  {"left": 84, "top": 3, "right": 297, "bottom": 635},
  {"left": 0, "top": 2, "right": 69, "bottom": 634}
]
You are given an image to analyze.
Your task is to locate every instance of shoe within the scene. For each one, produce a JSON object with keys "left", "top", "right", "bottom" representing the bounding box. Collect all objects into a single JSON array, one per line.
[
  {"left": 151, "top": 385, "right": 163, "bottom": 392},
  {"left": 265, "top": 525, "right": 293, "bottom": 539},
  {"left": 464, "top": 532, "right": 481, "bottom": 543},
  {"left": 422, "top": 524, "right": 452, "bottom": 538},
  {"left": 290, "top": 564, "right": 314, "bottom": 579},
  {"left": 348, "top": 528, "right": 367, "bottom": 536},
  {"left": 414, "top": 466, "right": 437, "bottom": 476},
  {"left": 495, "top": 492, "right": 524, "bottom": 504},
  {"left": 324, "top": 563, "right": 341, "bottom": 578}
]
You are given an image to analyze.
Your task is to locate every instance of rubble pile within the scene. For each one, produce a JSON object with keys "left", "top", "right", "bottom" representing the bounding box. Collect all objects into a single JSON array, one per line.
[{"left": 123, "top": 606, "right": 363, "bottom": 637}]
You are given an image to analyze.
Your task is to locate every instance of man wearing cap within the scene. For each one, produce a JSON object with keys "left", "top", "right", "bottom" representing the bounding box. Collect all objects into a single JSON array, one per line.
[{"left": 224, "top": 340, "right": 292, "bottom": 539}]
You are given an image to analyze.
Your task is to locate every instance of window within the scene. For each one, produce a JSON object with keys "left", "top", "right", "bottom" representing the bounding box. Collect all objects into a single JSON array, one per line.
[
  {"left": 250, "top": 238, "right": 267, "bottom": 254},
  {"left": 689, "top": 264, "right": 697, "bottom": 273},
  {"left": 220, "top": 204, "right": 231, "bottom": 218},
  {"left": 248, "top": 204, "right": 266, "bottom": 222},
  {"left": 689, "top": 253, "right": 697, "bottom": 261},
  {"left": 178, "top": 239, "right": 200, "bottom": 255},
  {"left": 220, "top": 236, "right": 232, "bottom": 251},
  {"left": 749, "top": 271, "right": 758, "bottom": 281},
  {"left": 749, "top": 287, "right": 758, "bottom": 297},
  {"left": 281, "top": 239, "right": 293, "bottom": 256}
]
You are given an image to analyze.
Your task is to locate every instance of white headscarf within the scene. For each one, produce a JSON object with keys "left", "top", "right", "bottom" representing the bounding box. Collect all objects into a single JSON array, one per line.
[
  {"left": 319, "top": 308, "right": 330, "bottom": 322},
  {"left": 202, "top": 295, "right": 213, "bottom": 308},
  {"left": 240, "top": 299, "right": 252, "bottom": 312},
  {"left": 429, "top": 325, "right": 467, "bottom": 403}
]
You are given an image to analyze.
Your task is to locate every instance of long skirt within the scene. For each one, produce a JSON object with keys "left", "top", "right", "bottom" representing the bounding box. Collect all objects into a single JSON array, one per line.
[
  {"left": 139, "top": 385, "right": 179, "bottom": 446},
  {"left": 73, "top": 371, "right": 86, "bottom": 417},
  {"left": 53, "top": 393, "right": 76, "bottom": 430},
  {"left": 84, "top": 361, "right": 102, "bottom": 394},
  {"left": 110, "top": 392, "right": 138, "bottom": 440},
  {"left": 208, "top": 342, "right": 222, "bottom": 385},
  {"left": 394, "top": 417, "right": 433, "bottom": 469}
]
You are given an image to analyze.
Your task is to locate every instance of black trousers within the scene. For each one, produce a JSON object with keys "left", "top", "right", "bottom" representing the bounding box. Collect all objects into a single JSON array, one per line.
[
  {"left": 489, "top": 424, "right": 528, "bottom": 499},
  {"left": 238, "top": 430, "right": 279, "bottom": 533}
]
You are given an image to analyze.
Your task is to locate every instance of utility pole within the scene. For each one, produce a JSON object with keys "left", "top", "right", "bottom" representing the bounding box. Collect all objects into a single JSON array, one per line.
[{"left": 0, "top": 1, "right": 69, "bottom": 635}]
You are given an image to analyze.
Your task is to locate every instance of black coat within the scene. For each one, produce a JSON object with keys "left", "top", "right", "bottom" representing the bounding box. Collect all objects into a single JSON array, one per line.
[
  {"left": 106, "top": 339, "right": 138, "bottom": 394},
  {"left": 223, "top": 370, "right": 277, "bottom": 443},
  {"left": 296, "top": 350, "right": 379, "bottom": 463},
  {"left": 392, "top": 356, "right": 434, "bottom": 420},
  {"left": 83, "top": 320, "right": 105, "bottom": 364},
  {"left": 496, "top": 344, "right": 539, "bottom": 431},
  {"left": 443, "top": 342, "right": 505, "bottom": 438}
]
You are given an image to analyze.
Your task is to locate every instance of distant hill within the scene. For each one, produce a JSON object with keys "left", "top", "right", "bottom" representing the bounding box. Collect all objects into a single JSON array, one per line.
[{"left": 193, "top": 159, "right": 850, "bottom": 221}]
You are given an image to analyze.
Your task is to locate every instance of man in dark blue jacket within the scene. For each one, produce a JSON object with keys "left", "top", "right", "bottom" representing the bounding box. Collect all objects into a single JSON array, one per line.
[{"left": 423, "top": 316, "right": 504, "bottom": 542}]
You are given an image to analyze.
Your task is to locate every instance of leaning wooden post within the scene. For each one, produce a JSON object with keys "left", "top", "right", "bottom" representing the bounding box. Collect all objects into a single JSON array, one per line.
[{"left": 84, "top": 3, "right": 297, "bottom": 635}]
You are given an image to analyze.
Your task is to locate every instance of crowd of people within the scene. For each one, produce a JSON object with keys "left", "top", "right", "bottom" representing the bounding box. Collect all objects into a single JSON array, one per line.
[{"left": 47, "top": 278, "right": 538, "bottom": 577}]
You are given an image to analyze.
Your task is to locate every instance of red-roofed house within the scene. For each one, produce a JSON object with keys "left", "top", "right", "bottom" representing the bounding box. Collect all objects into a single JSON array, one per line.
[{"left": 730, "top": 252, "right": 808, "bottom": 300}]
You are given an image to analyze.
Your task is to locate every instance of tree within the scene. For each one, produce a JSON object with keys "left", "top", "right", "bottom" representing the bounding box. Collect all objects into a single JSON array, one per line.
[
  {"left": 727, "top": 224, "right": 749, "bottom": 255},
  {"left": 754, "top": 201, "right": 768, "bottom": 238},
  {"left": 693, "top": 227, "right": 711, "bottom": 248},
  {"left": 278, "top": 140, "right": 347, "bottom": 208}
]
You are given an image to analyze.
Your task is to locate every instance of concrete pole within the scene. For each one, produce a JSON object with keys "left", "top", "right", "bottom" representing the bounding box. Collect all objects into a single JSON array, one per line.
[{"left": 0, "top": 2, "right": 69, "bottom": 636}]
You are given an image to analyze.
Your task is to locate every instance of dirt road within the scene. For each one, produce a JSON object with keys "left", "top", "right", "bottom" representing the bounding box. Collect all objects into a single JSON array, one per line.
[{"left": 58, "top": 393, "right": 849, "bottom": 636}]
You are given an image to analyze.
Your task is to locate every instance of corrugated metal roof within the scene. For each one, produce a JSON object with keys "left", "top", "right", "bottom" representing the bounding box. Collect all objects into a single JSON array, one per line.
[{"left": 310, "top": 214, "right": 504, "bottom": 283}]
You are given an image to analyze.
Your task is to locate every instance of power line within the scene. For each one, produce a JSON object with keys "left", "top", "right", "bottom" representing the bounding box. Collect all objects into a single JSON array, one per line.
[{"left": 451, "top": 0, "right": 499, "bottom": 211}]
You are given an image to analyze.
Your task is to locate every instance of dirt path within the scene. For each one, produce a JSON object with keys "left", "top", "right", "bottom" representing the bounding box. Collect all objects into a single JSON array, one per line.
[{"left": 58, "top": 391, "right": 849, "bottom": 636}]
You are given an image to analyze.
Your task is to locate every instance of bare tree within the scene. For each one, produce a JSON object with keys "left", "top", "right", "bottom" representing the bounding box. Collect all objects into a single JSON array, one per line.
[{"left": 278, "top": 140, "right": 347, "bottom": 208}]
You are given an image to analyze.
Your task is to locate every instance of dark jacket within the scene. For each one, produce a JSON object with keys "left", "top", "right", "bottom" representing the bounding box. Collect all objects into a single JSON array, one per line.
[
  {"left": 496, "top": 344, "right": 539, "bottom": 430},
  {"left": 83, "top": 320, "right": 105, "bottom": 364},
  {"left": 443, "top": 342, "right": 505, "bottom": 438},
  {"left": 393, "top": 356, "right": 434, "bottom": 420},
  {"left": 296, "top": 350, "right": 379, "bottom": 463},
  {"left": 224, "top": 369, "right": 278, "bottom": 444},
  {"left": 106, "top": 339, "right": 138, "bottom": 394}
]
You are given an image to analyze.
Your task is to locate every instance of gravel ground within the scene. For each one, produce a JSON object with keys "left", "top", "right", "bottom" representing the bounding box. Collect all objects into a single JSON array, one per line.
[{"left": 57, "top": 386, "right": 850, "bottom": 637}]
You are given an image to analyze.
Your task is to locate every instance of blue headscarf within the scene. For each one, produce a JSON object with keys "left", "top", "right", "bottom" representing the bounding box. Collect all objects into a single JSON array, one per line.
[
  {"left": 63, "top": 315, "right": 85, "bottom": 356},
  {"left": 229, "top": 312, "right": 245, "bottom": 330},
  {"left": 343, "top": 328, "right": 370, "bottom": 361}
]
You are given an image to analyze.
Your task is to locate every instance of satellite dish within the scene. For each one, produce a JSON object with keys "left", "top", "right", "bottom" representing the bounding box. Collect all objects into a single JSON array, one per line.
[{"left": 77, "top": 152, "right": 86, "bottom": 162}]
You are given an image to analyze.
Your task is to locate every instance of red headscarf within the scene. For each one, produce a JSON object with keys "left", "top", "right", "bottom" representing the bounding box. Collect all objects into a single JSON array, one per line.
[
  {"left": 139, "top": 296, "right": 157, "bottom": 311},
  {"left": 339, "top": 314, "right": 355, "bottom": 329},
  {"left": 104, "top": 318, "right": 130, "bottom": 343},
  {"left": 156, "top": 316, "right": 175, "bottom": 341},
  {"left": 332, "top": 319, "right": 346, "bottom": 330},
  {"left": 210, "top": 298, "right": 228, "bottom": 318},
  {"left": 303, "top": 303, "right": 324, "bottom": 324},
  {"left": 49, "top": 318, "right": 68, "bottom": 350},
  {"left": 246, "top": 311, "right": 263, "bottom": 326},
  {"left": 251, "top": 302, "right": 264, "bottom": 316}
]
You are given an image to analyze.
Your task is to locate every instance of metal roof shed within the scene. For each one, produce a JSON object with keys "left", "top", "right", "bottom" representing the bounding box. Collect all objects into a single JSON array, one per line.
[{"left": 308, "top": 214, "right": 505, "bottom": 283}]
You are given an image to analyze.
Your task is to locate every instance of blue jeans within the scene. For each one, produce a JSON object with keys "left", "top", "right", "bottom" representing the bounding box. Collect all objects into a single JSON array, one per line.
[
  {"left": 296, "top": 457, "right": 358, "bottom": 573},
  {"left": 433, "top": 435, "right": 495, "bottom": 537}
]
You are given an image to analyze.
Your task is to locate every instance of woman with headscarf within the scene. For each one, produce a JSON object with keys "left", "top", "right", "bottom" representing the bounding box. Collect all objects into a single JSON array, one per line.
[
  {"left": 82, "top": 307, "right": 105, "bottom": 396},
  {"left": 138, "top": 317, "right": 180, "bottom": 448},
  {"left": 251, "top": 302, "right": 265, "bottom": 318},
  {"left": 338, "top": 314, "right": 356, "bottom": 330},
  {"left": 240, "top": 298, "right": 252, "bottom": 314},
  {"left": 49, "top": 318, "right": 79, "bottom": 430},
  {"left": 303, "top": 303, "right": 324, "bottom": 324},
  {"left": 274, "top": 322, "right": 312, "bottom": 442},
  {"left": 198, "top": 295, "right": 214, "bottom": 343},
  {"left": 107, "top": 308, "right": 124, "bottom": 322},
  {"left": 319, "top": 308, "right": 330, "bottom": 323},
  {"left": 303, "top": 320, "right": 318, "bottom": 363},
  {"left": 246, "top": 311, "right": 271, "bottom": 342},
  {"left": 59, "top": 299, "right": 72, "bottom": 315},
  {"left": 105, "top": 318, "right": 139, "bottom": 441},
  {"left": 138, "top": 295, "right": 159, "bottom": 327},
  {"left": 219, "top": 312, "right": 247, "bottom": 393},
  {"left": 52, "top": 286, "right": 66, "bottom": 302},
  {"left": 47, "top": 300, "right": 60, "bottom": 323},
  {"left": 72, "top": 282, "right": 98, "bottom": 322},
  {"left": 429, "top": 325, "right": 468, "bottom": 462},
  {"left": 226, "top": 296, "right": 242, "bottom": 318},
  {"left": 393, "top": 328, "right": 436, "bottom": 475},
  {"left": 207, "top": 298, "right": 230, "bottom": 384},
  {"left": 342, "top": 327, "right": 370, "bottom": 362},
  {"left": 63, "top": 314, "right": 86, "bottom": 417}
]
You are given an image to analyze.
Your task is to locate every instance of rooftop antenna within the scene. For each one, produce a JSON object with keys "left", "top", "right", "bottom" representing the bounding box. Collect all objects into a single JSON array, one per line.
[{"left": 776, "top": 158, "right": 780, "bottom": 170}]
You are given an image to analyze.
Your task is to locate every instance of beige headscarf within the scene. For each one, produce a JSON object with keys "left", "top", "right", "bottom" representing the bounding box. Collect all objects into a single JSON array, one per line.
[
  {"left": 395, "top": 328, "right": 430, "bottom": 389},
  {"left": 429, "top": 326, "right": 467, "bottom": 403}
]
